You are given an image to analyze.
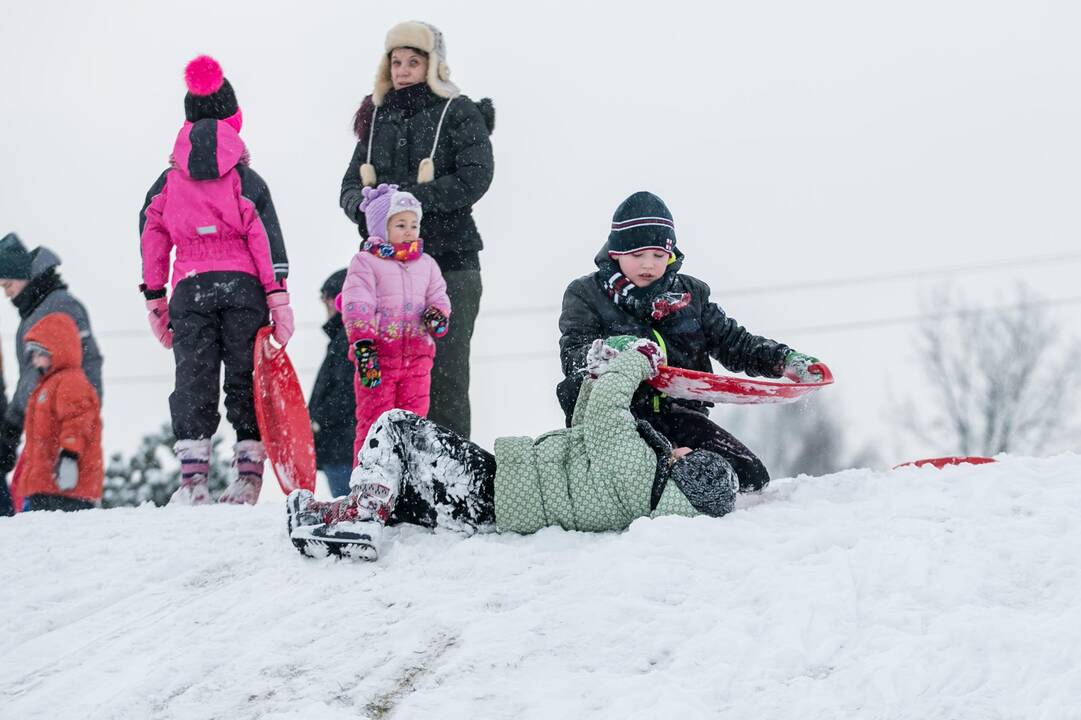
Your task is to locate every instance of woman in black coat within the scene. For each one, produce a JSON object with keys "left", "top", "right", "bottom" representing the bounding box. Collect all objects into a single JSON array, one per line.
[{"left": 340, "top": 21, "right": 494, "bottom": 439}]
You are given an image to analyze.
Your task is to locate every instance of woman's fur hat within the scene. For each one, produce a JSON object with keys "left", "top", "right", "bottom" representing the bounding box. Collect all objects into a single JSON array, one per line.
[{"left": 372, "top": 21, "right": 460, "bottom": 106}]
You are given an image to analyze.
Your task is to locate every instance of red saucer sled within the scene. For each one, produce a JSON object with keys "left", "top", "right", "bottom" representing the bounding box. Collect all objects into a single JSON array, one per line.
[
  {"left": 253, "top": 327, "right": 317, "bottom": 494},
  {"left": 648, "top": 362, "right": 834, "bottom": 405}
]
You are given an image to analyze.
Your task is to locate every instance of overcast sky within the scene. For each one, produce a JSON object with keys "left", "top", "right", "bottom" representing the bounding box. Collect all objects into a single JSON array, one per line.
[{"left": 2, "top": 0, "right": 1078, "bottom": 493}]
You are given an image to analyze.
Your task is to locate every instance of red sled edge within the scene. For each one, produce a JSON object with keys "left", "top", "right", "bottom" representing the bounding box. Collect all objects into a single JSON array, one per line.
[
  {"left": 252, "top": 327, "right": 317, "bottom": 494},
  {"left": 893, "top": 456, "right": 997, "bottom": 470},
  {"left": 648, "top": 362, "right": 834, "bottom": 405}
]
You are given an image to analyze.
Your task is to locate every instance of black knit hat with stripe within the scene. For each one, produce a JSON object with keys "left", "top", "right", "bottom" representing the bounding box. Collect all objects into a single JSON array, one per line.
[{"left": 607, "top": 191, "right": 676, "bottom": 256}]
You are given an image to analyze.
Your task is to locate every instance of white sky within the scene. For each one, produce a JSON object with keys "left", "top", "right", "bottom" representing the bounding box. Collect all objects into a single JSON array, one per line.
[{"left": 2, "top": 0, "right": 1079, "bottom": 485}]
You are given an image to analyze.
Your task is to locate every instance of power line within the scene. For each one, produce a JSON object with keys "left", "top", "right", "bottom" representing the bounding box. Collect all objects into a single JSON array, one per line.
[{"left": 99, "top": 293, "right": 1081, "bottom": 385}]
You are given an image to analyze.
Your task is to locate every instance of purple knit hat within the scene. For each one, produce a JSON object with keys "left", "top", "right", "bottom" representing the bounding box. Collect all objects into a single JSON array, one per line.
[{"left": 359, "top": 183, "right": 423, "bottom": 240}]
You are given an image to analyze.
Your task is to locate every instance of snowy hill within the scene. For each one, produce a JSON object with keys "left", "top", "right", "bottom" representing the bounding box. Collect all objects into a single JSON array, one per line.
[{"left": 3, "top": 455, "right": 1080, "bottom": 720}]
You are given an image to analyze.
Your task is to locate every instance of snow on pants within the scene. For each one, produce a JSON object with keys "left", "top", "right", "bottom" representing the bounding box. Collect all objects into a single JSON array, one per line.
[
  {"left": 353, "top": 409, "right": 495, "bottom": 532},
  {"left": 353, "top": 352, "right": 434, "bottom": 462},
  {"left": 428, "top": 269, "right": 481, "bottom": 439},
  {"left": 646, "top": 406, "right": 771, "bottom": 493},
  {"left": 169, "top": 272, "right": 268, "bottom": 442}
]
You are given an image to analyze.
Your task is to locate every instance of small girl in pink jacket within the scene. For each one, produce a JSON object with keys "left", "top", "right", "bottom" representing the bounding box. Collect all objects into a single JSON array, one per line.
[{"left": 342, "top": 184, "right": 451, "bottom": 457}]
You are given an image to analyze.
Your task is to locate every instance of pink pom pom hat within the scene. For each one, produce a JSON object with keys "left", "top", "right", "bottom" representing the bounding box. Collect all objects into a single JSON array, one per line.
[{"left": 183, "top": 55, "right": 242, "bottom": 132}]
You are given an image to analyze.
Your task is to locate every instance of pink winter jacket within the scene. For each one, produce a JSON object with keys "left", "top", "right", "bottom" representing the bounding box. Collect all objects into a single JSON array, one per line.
[
  {"left": 341, "top": 250, "right": 451, "bottom": 370},
  {"left": 139, "top": 119, "right": 288, "bottom": 292}
]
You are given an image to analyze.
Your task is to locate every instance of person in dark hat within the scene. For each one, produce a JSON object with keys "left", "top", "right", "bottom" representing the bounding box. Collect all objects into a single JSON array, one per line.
[
  {"left": 0, "top": 232, "right": 103, "bottom": 515},
  {"left": 308, "top": 268, "right": 357, "bottom": 497},
  {"left": 555, "top": 191, "right": 824, "bottom": 494}
]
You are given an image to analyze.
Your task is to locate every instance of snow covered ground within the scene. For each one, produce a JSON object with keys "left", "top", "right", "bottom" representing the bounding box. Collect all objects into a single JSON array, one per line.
[{"left": 2, "top": 454, "right": 1080, "bottom": 720}]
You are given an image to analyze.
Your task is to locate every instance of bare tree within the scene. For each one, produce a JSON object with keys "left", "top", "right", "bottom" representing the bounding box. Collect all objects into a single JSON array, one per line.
[{"left": 899, "top": 284, "right": 1080, "bottom": 456}]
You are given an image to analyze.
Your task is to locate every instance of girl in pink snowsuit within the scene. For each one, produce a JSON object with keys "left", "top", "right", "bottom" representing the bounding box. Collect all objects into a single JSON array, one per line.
[
  {"left": 341, "top": 183, "right": 451, "bottom": 458},
  {"left": 139, "top": 56, "right": 294, "bottom": 506}
]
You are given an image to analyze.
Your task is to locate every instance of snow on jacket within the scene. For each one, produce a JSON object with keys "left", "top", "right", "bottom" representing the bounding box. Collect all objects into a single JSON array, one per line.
[
  {"left": 494, "top": 349, "right": 698, "bottom": 534},
  {"left": 555, "top": 243, "right": 791, "bottom": 422},
  {"left": 16, "top": 313, "right": 103, "bottom": 503},
  {"left": 7, "top": 248, "right": 103, "bottom": 429},
  {"left": 340, "top": 84, "right": 494, "bottom": 267},
  {"left": 340, "top": 249, "right": 450, "bottom": 371},
  {"left": 139, "top": 119, "right": 288, "bottom": 293}
]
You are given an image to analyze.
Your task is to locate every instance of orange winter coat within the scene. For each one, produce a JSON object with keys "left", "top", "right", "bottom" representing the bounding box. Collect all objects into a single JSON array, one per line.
[{"left": 16, "top": 313, "right": 103, "bottom": 502}]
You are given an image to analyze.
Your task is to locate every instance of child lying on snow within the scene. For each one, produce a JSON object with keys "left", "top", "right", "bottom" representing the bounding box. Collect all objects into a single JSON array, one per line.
[{"left": 286, "top": 337, "right": 738, "bottom": 560}]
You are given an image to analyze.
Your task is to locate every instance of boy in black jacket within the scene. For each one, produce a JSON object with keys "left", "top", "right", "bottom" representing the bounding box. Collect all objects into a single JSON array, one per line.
[
  {"left": 556, "top": 192, "right": 823, "bottom": 492},
  {"left": 309, "top": 270, "right": 357, "bottom": 496}
]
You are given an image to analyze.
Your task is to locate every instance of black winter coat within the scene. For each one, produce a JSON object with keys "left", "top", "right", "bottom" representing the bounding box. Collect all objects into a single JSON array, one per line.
[
  {"left": 340, "top": 84, "right": 495, "bottom": 269},
  {"left": 308, "top": 315, "right": 357, "bottom": 468},
  {"left": 556, "top": 246, "right": 791, "bottom": 423}
]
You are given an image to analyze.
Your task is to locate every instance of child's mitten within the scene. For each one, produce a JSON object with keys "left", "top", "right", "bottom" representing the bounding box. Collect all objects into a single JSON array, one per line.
[
  {"left": 422, "top": 306, "right": 449, "bottom": 338},
  {"left": 783, "top": 350, "right": 822, "bottom": 383},
  {"left": 353, "top": 340, "right": 381, "bottom": 388},
  {"left": 630, "top": 338, "right": 665, "bottom": 379},
  {"left": 145, "top": 296, "right": 173, "bottom": 349},
  {"left": 585, "top": 335, "right": 664, "bottom": 378},
  {"left": 267, "top": 291, "right": 295, "bottom": 346},
  {"left": 54, "top": 450, "right": 79, "bottom": 491}
]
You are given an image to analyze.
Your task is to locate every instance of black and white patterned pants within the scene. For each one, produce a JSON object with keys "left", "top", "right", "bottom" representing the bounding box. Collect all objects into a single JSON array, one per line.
[{"left": 355, "top": 409, "right": 496, "bottom": 532}]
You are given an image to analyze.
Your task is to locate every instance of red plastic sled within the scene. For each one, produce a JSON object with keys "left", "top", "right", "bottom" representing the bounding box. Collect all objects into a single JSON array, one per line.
[
  {"left": 648, "top": 363, "right": 834, "bottom": 405},
  {"left": 893, "top": 456, "right": 996, "bottom": 470},
  {"left": 253, "top": 327, "right": 316, "bottom": 494}
]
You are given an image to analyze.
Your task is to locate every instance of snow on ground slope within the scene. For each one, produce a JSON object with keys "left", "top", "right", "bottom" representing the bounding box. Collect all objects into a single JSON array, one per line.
[{"left": 2, "top": 455, "right": 1080, "bottom": 720}]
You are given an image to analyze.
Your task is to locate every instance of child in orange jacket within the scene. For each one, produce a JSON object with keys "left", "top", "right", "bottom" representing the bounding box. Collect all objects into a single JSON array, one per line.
[{"left": 13, "top": 313, "right": 103, "bottom": 512}]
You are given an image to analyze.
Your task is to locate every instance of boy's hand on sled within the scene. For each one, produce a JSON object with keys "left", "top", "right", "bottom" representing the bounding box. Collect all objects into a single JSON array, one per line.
[
  {"left": 422, "top": 306, "right": 449, "bottom": 338},
  {"left": 145, "top": 296, "right": 173, "bottom": 349},
  {"left": 267, "top": 291, "right": 294, "bottom": 347},
  {"left": 353, "top": 340, "right": 381, "bottom": 388},
  {"left": 783, "top": 350, "right": 822, "bottom": 383},
  {"left": 54, "top": 450, "right": 79, "bottom": 491}
]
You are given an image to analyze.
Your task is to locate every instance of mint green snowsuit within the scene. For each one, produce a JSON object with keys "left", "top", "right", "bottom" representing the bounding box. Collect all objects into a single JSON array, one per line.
[{"left": 494, "top": 349, "right": 698, "bottom": 533}]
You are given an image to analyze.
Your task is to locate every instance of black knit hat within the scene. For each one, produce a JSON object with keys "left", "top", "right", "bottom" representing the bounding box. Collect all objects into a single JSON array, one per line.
[
  {"left": 183, "top": 55, "right": 239, "bottom": 123},
  {"left": 0, "top": 233, "right": 32, "bottom": 280},
  {"left": 320, "top": 268, "right": 347, "bottom": 299},
  {"left": 607, "top": 191, "right": 676, "bottom": 256},
  {"left": 667, "top": 449, "right": 737, "bottom": 517}
]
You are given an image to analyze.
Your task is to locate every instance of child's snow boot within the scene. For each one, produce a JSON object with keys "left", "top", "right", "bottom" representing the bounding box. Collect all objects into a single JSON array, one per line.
[
  {"left": 288, "top": 478, "right": 395, "bottom": 560},
  {"left": 218, "top": 439, "right": 265, "bottom": 505},
  {"left": 286, "top": 489, "right": 324, "bottom": 535},
  {"left": 170, "top": 439, "right": 213, "bottom": 506}
]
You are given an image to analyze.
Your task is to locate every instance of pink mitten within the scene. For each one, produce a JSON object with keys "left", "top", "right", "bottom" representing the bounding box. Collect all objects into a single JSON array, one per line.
[
  {"left": 145, "top": 296, "right": 173, "bottom": 349},
  {"left": 267, "top": 291, "right": 294, "bottom": 346}
]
